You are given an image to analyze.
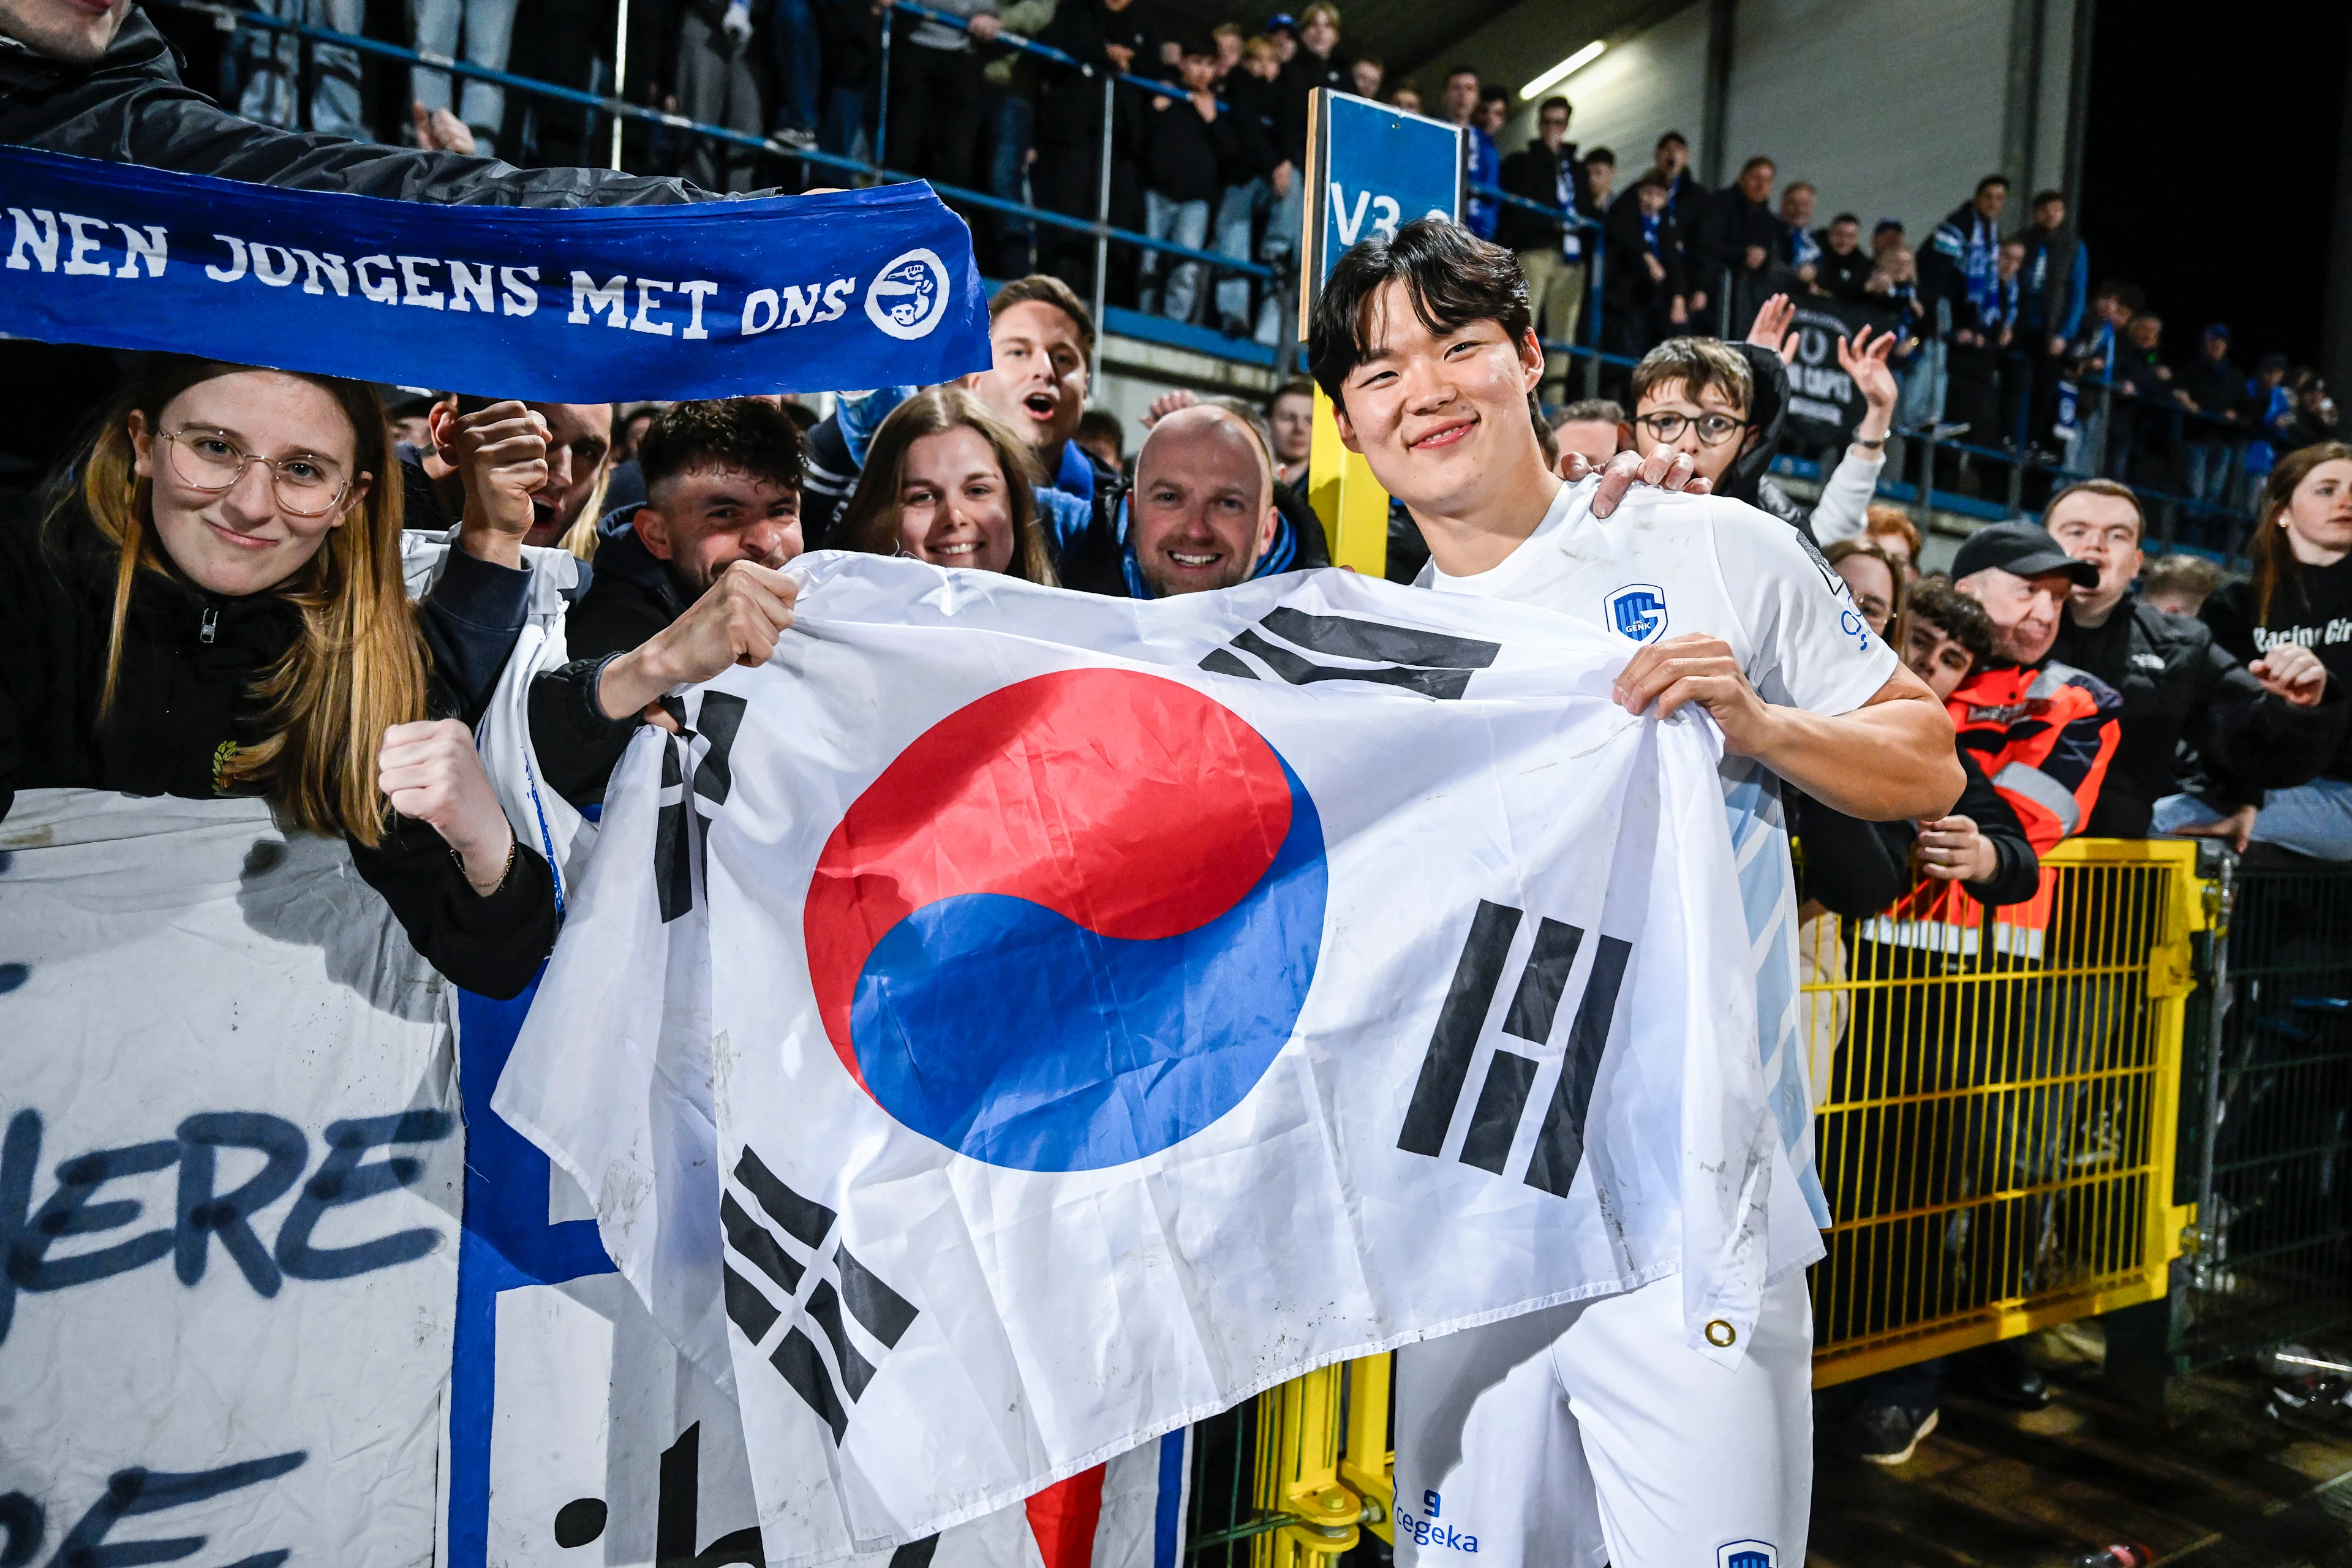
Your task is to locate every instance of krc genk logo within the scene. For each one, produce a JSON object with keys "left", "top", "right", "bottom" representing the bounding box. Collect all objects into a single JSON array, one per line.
[
  {"left": 804, "top": 669, "right": 1328, "bottom": 1171},
  {"left": 863, "top": 247, "right": 952, "bottom": 340}
]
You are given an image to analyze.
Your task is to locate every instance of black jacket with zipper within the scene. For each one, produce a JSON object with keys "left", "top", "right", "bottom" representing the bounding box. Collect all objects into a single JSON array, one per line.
[
  {"left": 2051, "top": 596, "right": 2348, "bottom": 837},
  {"left": 0, "top": 506, "right": 557, "bottom": 999}
]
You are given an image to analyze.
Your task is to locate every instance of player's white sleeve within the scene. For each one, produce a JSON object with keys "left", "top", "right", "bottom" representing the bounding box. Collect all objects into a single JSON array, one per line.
[{"left": 1703, "top": 497, "right": 1898, "bottom": 715}]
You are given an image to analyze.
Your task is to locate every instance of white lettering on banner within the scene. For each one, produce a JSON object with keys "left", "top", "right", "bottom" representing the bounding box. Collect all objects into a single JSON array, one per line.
[
  {"left": 631, "top": 277, "right": 675, "bottom": 336},
  {"left": 61, "top": 212, "right": 113, "bottom": 276},
  {"left": 399, "top": 255, "right": 445, "bottom": 309},
  {"left": 206, "top": 234, "right": 247, "bottom": 282},
  {"left": 448, "top": 259, "right": 495, "bottom": 313},
  {"left": 251, "top": 242, "right": 299, "bottom": 287},
  {"left": 116, "top": 224, "right": 167, "bottom": 278},
  {"left": 355, "top": 253, "right": 398, "bottom": 303},
  {"left": 743, "top": 276, "right": 858, "bottom": 338},
  {"left": 7, "top": 206, "right": 58, "bottom": 271},
  {"left": 293, "top": 247, "right": 349, "bottom": 296},
  {"left": 499, "top": 265, "right": 540, "bottom": 317},
  {"left": 570, "top": 271, "right": 628, "bottom": 326},
  {"left": 680, "top": 278, "right": 717, "bottom": 340}
]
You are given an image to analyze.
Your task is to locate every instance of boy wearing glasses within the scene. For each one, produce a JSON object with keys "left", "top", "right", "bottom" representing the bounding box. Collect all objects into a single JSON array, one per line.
[
  {"left": 1618, "top": 336, "right": 1763, "bottom": 489},
  {"left": 1310, "top": 218, "right": 1961, "bottom": 1568}
]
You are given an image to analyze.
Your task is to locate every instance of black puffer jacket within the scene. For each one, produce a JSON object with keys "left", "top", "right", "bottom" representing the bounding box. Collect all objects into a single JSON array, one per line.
[{"left": 0, "top": 9, "right": 737, "bottom": 205}]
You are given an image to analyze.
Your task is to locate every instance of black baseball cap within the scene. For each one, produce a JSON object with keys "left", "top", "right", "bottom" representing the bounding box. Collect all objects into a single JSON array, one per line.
[{"left": 1951, "top": 521, "right": 2098, "bottom": 586}]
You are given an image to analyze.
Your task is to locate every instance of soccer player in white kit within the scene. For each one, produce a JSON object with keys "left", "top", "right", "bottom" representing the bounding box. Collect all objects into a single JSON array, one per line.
[{"left": 1307, "top": 219, "right": 1964, "bottom": 1567}]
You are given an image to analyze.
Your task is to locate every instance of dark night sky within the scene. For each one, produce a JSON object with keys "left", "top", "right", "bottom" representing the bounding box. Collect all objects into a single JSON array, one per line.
[{"left": 2079, "top": 0, "right": 2349, "bottom": 373}]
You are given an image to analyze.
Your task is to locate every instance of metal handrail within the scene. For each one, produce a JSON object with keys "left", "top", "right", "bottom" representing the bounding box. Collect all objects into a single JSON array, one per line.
[{"left": 158, "top": 0, "right": 1276, "bottom": 282}]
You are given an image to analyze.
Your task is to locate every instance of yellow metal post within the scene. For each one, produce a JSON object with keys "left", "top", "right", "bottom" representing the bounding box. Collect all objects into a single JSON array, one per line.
[
  {"left": 1308, "top": 388, "right": 1389, "bottom": 579},
  {"left": 1252, "top": 1363, "right": 1360, "bottom": 1567}
]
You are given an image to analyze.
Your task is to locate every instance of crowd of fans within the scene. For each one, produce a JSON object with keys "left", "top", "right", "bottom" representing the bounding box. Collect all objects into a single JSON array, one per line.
[
  {"left": 7, "top": 0, "right": 2352, "bottom": 1507},
  {"left": 211, "top": 0, "right": 2343, "bottom": 552}
]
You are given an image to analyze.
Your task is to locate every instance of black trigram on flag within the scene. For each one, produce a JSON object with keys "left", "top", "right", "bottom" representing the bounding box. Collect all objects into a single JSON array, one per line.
[
  {"left": 1198, "top": 606, "right": 1500, "bottom": 699},
  {"left": 1397, "top": 900, "right": 1633, "bottom": 1197},
  {"left": 654, "top": 690, "right": 748, "bottom": 923},
  {"left": 720, "top": 1145, "right": 919, "bottom": 1443}
]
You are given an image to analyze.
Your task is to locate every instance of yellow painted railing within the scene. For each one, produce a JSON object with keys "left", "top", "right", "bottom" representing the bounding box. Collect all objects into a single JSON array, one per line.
[{"left": 1233, "top": 840, "right": 2209, "bottom": 1551}]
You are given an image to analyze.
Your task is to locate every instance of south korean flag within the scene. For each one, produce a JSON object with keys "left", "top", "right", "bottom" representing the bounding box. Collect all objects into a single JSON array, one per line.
[{"left": 502, "top": 554, "right": 1770, "bottom": 1567}]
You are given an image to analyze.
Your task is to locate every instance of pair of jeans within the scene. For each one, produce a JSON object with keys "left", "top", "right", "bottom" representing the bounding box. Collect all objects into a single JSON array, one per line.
[
  {"left": 986, "top": 94, "right": 1036, "bottom": 278},
  {"left": 238, "top": 0, "right": 368, "bottom": 140},
  {"left": 2184, "top": 440, "right": 2234, "bottom": 505},
  {"left": 1254, "top": 172, "right": 1303, "bottom": 345},
  {"left": 820, "top": 85, "right": 872, "bottom": 162},
  {"left": 1211, "top": 178, "right": 1265, "bottom": 331},
  {"left": 409, "top": 0, "right": 519, "bottom": 153},
  {"left": 1140, "top": 190, "right": 1210, "bottom": 323},
  {"left": 769, "top": 0, "right": 821, "bottom": 134}
]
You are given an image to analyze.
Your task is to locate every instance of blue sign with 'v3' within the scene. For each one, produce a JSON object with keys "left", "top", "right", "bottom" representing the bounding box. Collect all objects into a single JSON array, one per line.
[{"left": 1307, "top": 90, "right": 1464, "bottom": 289}]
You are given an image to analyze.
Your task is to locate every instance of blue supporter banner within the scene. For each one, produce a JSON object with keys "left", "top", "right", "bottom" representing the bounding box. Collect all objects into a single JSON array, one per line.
[{"left": 0, "top": 145, "right": 989, "bottom": 399}]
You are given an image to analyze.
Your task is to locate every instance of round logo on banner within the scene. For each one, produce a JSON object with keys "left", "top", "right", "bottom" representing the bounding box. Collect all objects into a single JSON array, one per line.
[
  {"left": 804, "top": 669, "right": 1328, "bottom": 1172},
  {"left": 864, "top": 247, "right": 952, "bottom": 340}
]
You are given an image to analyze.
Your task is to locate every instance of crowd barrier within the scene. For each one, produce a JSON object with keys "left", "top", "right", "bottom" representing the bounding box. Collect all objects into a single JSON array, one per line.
[
  {"left": 2179, "top": 854, "right": 2352, "bottom": 1368},
  {"left": 1204, "top": 838, "right": 2220, "bottom": 1556}
]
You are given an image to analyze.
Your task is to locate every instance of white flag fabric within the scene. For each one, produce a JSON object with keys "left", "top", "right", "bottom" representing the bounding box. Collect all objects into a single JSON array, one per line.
[
  {"left": 0, "top": 791, "right": 460, "bottom": 1567},
  {"left": 497, "top": 554, "right": 1778, "bottom": 1566}
]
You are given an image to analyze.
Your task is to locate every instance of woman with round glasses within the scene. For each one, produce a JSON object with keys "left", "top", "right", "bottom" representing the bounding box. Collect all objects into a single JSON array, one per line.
[{"left": 0, "top": 356, "right": 558, "bottom": 998}]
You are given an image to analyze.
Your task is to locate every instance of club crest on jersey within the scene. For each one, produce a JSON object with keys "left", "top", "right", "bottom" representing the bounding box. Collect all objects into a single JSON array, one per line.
[
  {"left": 1604, "top": 583, "right": 1668, "bottom": 644},
  {"left": 1717, "top": 1542, "right": 1776, "bottom": 1568}
]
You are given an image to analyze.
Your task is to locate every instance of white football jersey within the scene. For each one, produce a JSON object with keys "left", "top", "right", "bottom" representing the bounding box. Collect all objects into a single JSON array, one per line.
[{"left": 1422, "top": 477, "right": 1899, "bottom": 1273}]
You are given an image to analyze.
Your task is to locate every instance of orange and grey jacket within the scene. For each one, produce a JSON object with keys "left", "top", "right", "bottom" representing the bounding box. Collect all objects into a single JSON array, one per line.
[{"left": 1863, "top": 657, "right": 2122, "bottom": 959}]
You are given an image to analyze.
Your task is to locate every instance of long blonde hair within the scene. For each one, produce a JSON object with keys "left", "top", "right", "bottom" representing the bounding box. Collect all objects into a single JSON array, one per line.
[
  {"left": 58, "top": 358, "right": 428, "bottom": 846},
  {"left": 836, "top": 388, "right": 1059, "bottom": 586}
]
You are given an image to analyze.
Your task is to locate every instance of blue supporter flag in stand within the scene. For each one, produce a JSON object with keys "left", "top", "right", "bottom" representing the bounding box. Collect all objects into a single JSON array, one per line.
[{"left": 0, "top": 144, "right": 989, "bottom": 398}]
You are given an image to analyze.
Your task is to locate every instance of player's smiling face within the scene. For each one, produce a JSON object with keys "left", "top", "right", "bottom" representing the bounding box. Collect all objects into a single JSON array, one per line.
[{"left": 1331, "top": 279, "right": 1545, "bottom": 518}]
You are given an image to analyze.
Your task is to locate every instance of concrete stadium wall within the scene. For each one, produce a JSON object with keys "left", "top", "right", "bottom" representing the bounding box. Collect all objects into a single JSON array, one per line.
[
  {"left": 1461, "top": 0, "right": 2078, "bottom": 252},
  {"left": 1719, "top": 0, "right": 2074, "bottom": 244},
  {"left": 1496, "top": 2, "right": 1714, "bottom": 182}
]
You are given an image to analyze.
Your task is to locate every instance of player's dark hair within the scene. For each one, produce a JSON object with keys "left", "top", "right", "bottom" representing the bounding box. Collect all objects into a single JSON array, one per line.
[
  {"left": 639, "top": 398, "right": 804, "bottom": 498},
  {"left": 1308, "top": 217, "right": 1531, "bottom": 410}
]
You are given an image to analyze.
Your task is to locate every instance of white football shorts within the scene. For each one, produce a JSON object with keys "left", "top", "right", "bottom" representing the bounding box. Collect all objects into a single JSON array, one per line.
[{"left": 1392, "top": 1270, "right": 1812, "bottom": 1568}]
